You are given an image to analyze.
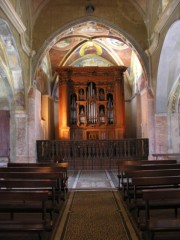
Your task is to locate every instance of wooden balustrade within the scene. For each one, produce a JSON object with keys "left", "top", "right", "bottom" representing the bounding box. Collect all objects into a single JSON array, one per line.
[{"left": 36, "top": 139, "right": 149, "bottom": 169}]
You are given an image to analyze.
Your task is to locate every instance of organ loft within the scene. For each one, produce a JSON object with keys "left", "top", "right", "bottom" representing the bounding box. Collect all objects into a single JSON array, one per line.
[{"left": 57, "top": 66, "right": 127, "bottom": 141}]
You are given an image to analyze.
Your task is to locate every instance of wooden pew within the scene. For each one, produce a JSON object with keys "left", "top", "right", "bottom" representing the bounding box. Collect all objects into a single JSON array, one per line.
[
  {"left": 122, "top": 169, "right": 180, "bottom": 201},
  {"left": 142, "top": 188, "right": 180, "bottom": 240},
  {"left": 117, "top": 159, "right": 177, "bottom": 172},
  {"left": 117, "top": 161, "right": 179, "bottom": 189},
  {"left": 118, "top": 164, "right": 180, "bottom": 204},
  {"left": 126, "top": 169, "right": 180, "bottom": 178},
  {"left": 129, "top": 176, "right": 180, "bottom": 223},
  {"left": 0, "top": 171, "right": 62, "bottom": 180},
  {"left": 0, "top": 190, "right": 52, "bottom": 239},
  {"left": 0, "top": 166, "right": 68, "bottom": 193},
  {"left": 8, "top": 161, "right": 69, "bottom": 173},
  {"left": 8, "top": 161, "right": 69, "bottom": 176},
  {"left": 131, "top": 176, "right": 180, "bottom": 200},
  {"left": 7, "top": 162, "right": 69, "bottom": 192},
  {"left": 117, "top": 159, "right": 177, "bottom": 170},
  {"left": 0, "top": 179, "right": 58, "bottom": 218},
  {"left": 0, "top": 171, "right": 65, "bottom": 202}
]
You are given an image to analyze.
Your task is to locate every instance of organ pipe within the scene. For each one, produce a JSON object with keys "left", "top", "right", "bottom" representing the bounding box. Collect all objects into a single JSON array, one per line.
[{"left": 57, "top": 66, "right": 127, "bottom": 140}]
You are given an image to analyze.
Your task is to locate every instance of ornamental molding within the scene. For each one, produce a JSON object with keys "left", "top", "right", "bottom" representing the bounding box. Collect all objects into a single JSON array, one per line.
[{"left": 0, "top": 0, "right": 35, "bottom": 57}]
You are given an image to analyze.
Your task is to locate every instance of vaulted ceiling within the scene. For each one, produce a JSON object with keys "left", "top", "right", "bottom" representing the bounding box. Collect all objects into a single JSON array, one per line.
[
  {"left": 30, "top": 0, "right": 151, "bottom": 97},
  {"left": 49, "top": 21, "right": 133, "bottom": 72},
  {"left": 31, "top": 0, "right": 148, "bottom": 72}
]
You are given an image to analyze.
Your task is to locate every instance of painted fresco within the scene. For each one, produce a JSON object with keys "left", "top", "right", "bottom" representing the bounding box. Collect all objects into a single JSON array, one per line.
[
  {"left": 47, "top": 21, "right": 147, "bottom": 99},
  {"left": 0, "top": 19, "right": 25, "bottom": 109},
  {"left": 129, "top": 51, "right": 146, "bottom": 94},
  {"left": 0, "top": 40, "right": 7, "bottom": 64},
  {"left": 35, "top": 54, "right": 51, "bottom": 94},
  {"left": 72, "top": 56, "right": 112, "bottom": 67}
]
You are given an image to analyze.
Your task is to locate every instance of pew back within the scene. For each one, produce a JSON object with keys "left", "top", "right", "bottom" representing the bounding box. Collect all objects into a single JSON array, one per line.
[{"left": 142, "top": 188, "right": 180, "bottom": 237}]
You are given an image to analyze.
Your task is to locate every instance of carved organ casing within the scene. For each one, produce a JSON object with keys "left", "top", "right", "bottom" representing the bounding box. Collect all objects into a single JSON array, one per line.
[{"left": 57, "top": 66, "right": 127, "bottom": 140}]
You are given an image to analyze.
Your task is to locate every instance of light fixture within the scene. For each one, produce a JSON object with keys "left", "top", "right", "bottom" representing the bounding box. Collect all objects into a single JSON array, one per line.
[{"left": 85, "top": 4, "right": 95, "bottom": 13}]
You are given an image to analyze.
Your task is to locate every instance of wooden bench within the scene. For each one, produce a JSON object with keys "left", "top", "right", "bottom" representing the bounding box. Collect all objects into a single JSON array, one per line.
[
  {"left": 117, "top": 161, "right": 179, "bottom": 189},
  {"left": 122, "top": 169, "right": 180, "bottom": 201},
  {"left": 142, "top": 188, "right": 180, "bottom": 240},
  {"left": 126, "top": 169, "right": 180, "bottom": 178},
  {"left": 7, "top": 162, "right": 69, "bottom": 192},
  {"left": 131, "top": 176, "right": 180, "bottom": 200},
  {"left": 0, "top": 171, "right": 65, "bottom": 202},
  {"left": 129, "top": 176, "right": 180, "bottom": 223},
  {"left": 119, "top": 164, "right": 180, "bottom": 193},
  {"left": 0, "top": 166, "right": 68, "bottom": 192},
  {"left": 0, "top": 190, "right": 52, "bottom": 240},
  {"left": 8, "top": 161, "right": 69, "bottom": 172},
  {"left": 8, "top": 161, "right": 69, "bottom": 176},
  {"left": 117, "top": 159, "right": 177, "bottom": 170},
  {"left": 0, "top": 179, "right": 58, "bottom": 218}
]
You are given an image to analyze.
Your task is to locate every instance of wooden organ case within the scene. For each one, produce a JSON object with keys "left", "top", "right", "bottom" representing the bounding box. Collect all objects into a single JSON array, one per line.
[{"left": 57, "top": 66, "right": 127, "bottom": 140}]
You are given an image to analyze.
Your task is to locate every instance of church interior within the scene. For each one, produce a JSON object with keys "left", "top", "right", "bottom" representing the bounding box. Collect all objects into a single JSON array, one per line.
[{"left": 0, "top": 0, "right": 180, "bottom": 240}]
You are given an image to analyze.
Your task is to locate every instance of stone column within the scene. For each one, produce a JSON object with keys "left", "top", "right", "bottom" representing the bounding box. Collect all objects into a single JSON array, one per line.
[
  {"left": 147, "top": 90, "right": 155, "bottom": 159},
  {"left": 155, "top": 113, "right": 168, "bottom": 156},
  {"left": 28, "top": 87, "right": 45, "bottom": 162},
  {"left": 15, "top": 110, "right": 28, "bottom": 162}
]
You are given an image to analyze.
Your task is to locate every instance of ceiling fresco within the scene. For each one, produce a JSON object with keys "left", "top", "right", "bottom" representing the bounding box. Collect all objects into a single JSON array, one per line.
[
  {"left": 49, "top": 21, "right": 133, "bottom": 73},
  {"left": 35, "top": 19, "right": 146, "bottom": 98}
]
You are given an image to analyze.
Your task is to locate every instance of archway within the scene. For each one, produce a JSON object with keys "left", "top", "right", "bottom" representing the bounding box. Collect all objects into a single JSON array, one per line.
[
  {"left": 31, "top": 17, "right": 153, "bottom": 165},
  {"left": 0, "top": 18, "right": 25, "bottom": 162},
  {"left": 156, "top": 20, "right": 180, "bottom": 153},
  {"left": 32, "top": 18, "right": 150, "bottom": 142}
]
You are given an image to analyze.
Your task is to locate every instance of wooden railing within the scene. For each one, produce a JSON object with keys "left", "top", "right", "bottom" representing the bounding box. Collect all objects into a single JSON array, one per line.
[{"left": 36, "top": 138, "right": 149, "bottom": 169}]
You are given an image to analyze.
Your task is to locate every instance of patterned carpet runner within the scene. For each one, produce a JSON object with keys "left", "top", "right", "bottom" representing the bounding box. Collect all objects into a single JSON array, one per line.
[{"left": 53, "top": 191, "right": 141, "bottom": 240}]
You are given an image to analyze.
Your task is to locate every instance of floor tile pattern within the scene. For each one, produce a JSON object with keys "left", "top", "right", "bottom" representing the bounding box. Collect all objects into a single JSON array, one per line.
[{"left": 68, "top": 170, "right": 118, "bottom": 189}]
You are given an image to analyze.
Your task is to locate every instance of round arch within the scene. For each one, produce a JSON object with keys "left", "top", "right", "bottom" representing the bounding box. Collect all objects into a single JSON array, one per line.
[
  {"left": 0, "top": 18, "right": 25, "bottom": 110},
  {"left": 0, "top": 18, "right": 26, "bottom": 162},
  {"left": 32, "top": 16, "right": 149, "bottom": 84},
  {"left": 156, "top": 20, "right": 180, "bottom": 114}
]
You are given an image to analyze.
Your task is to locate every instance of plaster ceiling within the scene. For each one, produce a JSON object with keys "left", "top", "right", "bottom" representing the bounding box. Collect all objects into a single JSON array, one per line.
[{"left": 31, "top": 0, "right": 147, "bottom": 20}]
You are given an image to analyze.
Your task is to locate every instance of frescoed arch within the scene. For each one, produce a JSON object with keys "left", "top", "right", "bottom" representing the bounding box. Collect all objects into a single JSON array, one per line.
[
  {"left": 0, "top": 18, "right": 25, "bottom": 110},
  {"left": 32, "top": 17, "right": 149, "bottom": 94}
]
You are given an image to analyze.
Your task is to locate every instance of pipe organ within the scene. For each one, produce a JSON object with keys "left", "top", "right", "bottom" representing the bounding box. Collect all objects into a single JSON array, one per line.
[{"left": 57, "top": 66, "right": 127, "bottom": 140}]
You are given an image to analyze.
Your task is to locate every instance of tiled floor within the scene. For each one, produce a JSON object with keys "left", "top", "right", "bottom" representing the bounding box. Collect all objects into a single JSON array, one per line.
[{"left": 68, "top": 169, "right": 119, "bottom": 190}]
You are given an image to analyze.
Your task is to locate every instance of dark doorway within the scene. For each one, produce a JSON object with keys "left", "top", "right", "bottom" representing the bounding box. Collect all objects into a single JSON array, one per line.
[{"left": 0, "top": 110, "right": 10, "bottom": 159}]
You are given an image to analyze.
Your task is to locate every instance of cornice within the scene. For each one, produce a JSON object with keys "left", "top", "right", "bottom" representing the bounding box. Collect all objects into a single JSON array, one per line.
[
  {"left": 145, "top": 0, "right": 179, "bottom": 56},
  {"left": 0, "top": 0, "right": 34, "bottom": 57}
]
